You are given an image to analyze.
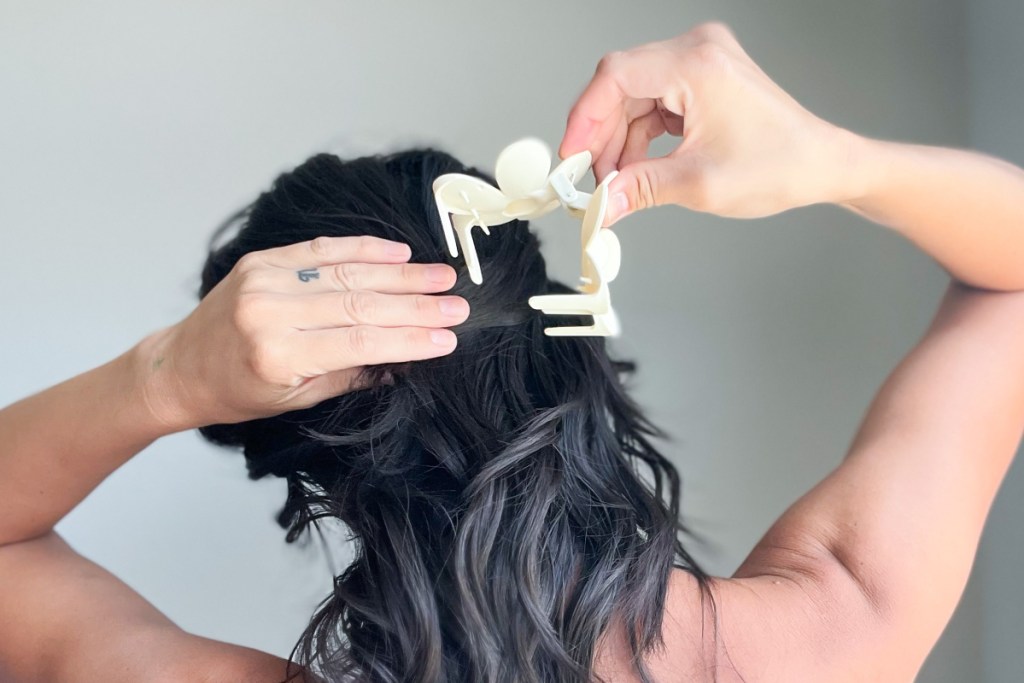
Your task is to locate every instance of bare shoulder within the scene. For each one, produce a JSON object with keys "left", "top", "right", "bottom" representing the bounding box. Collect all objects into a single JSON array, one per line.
[
  {"left": 597, "top": 567, "right": 897, "bottom": 683},
  {"left": 187, "top": 641, "right": 312, "bottom": 683},
  {"left": 0, "top": 532, "right": 312, "bottom": 683},
  {"left": 227, "top": 573, "right": 880, "bottom": 683}
]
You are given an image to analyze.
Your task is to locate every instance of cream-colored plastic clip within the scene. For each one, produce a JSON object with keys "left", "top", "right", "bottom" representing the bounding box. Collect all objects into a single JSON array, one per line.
[{"left": 431, "top": 138, "right": 622, "bottom": 337}]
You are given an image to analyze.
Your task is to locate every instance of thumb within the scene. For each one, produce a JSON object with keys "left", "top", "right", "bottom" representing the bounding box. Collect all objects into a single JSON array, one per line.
[
  {"left": 298, "top": 364, "right": 397, "bottom": 406},
  {"left": 604, "top": 156, "right": 701, "bottom": 226},
  {"left": 293, "top": 366, "right": 364, "bottom": 406}
]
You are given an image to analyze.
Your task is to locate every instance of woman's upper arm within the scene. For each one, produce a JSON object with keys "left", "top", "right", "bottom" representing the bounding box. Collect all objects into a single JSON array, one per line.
[
  {"left": 0, "top": 532, "right": 296, "bottom": 683},
  {"left": 731, "top": 279, "right": 1024, "bottom": 679}
]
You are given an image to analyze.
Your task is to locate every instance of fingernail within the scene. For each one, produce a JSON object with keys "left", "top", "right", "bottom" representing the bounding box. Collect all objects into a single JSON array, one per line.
[
  {"left": 430, "top": 329, "right": 457, "bottom": 347},
  {"left": 426, "top": 265, "right": 453, "bottom": 284},
  {"left": 606, "top": 192, "right": 630, "bottom": 226},
  {"left": 439, "top": 296, "right": 469, "bottom": 317},
  {"left": 386, "top": 242, "right": 411, "bottom": 258}
]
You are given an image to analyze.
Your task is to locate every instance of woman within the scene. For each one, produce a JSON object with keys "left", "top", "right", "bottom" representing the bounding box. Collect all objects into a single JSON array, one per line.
[{"left": 2, "top": 22, "right": 1023, "bottom": 683}]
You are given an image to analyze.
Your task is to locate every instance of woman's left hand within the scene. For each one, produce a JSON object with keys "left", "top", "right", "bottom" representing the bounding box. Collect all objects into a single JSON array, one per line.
[{"left": 140, "top": 235, "right": 469, "bottom": 430}]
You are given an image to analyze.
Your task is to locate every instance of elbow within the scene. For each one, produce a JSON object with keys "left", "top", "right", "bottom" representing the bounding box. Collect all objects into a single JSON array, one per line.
[{"left": 0, "top": 526, "right": 57, "bottom": 551}]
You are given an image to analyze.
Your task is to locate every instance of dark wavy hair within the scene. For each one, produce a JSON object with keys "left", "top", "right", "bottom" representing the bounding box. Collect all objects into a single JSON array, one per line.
[{"left": 196, "top": 149, "right": 715, "bottom": 682}]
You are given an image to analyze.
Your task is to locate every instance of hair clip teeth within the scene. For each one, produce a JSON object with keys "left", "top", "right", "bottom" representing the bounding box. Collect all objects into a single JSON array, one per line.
[{"left": 432, "top": 140, "right": 622, "bottom": 337}]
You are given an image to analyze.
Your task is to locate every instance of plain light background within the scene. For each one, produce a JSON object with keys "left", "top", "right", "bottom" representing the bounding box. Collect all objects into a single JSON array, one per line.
[{"left": 0, "top": 1, "right": 1019, "bottom": 680}]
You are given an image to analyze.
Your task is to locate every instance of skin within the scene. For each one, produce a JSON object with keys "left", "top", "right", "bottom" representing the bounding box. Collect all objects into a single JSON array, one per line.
[{"left": 2, "top": 20, "right": 1024, "bottom": 682}]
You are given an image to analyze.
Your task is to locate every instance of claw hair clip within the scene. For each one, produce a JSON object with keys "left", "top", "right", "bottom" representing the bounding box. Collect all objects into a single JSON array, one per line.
[{"left": 432, "top": 138, "right": 622, "bottom": 337}]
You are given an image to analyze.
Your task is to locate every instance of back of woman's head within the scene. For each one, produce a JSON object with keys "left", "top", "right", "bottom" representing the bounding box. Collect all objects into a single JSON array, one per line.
[{"left": 197, "top": 149, "right": 710, "bottom": 683}]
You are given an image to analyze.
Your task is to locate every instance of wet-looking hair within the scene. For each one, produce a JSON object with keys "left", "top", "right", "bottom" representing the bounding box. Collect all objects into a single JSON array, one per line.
[{"left": 197, "top": 149, "right": 713, "bottom": 683}]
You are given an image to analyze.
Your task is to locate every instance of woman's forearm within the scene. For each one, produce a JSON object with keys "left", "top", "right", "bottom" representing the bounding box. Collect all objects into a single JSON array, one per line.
[
  {"left": 0, "top": 327, "right": 181, "bottom": 546},
  {"left": 0, "top": 234, "right": 463, "bottom": 548},
  {"left": 840, "top": 134, "right": 1024, "bottom": 292}
]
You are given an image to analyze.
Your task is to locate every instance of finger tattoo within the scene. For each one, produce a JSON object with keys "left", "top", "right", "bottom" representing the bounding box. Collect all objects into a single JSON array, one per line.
[{"left": 296, "top": 268, "right": 320, "bottom": 283}]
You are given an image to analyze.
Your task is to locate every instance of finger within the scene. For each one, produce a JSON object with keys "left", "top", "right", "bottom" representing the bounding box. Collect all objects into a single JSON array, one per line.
[
  {"left": 560, "top": 95, "right": 607, "bottom": 160},
  {"left": 294, "top": 366, "right": 366, "bottom": 403},
  {"left": 604, "top": 154, "right": 703, "bottom": 226},
  {"left": 301, "top": 363, "right": 399, "bottom": 402},
  {"left": 658, "top": 106, "right": 686, "bottom": 137},
  {"left": 253, "top": 235, "right": 413, "bottom": 270},
  {"left": 560, "top": 48, "right": 684, "bottom": 160},
  {"left": 618, "top": 109, "right": 668, "bottom": 170},
  {"left": 592, "top": 117, "right": 628, "bottom": 183},
  {"left": 282, "top": 291, "right": 470, "bottom": 330},
  {"left": 591, "top": 99, "right": 656, "bottom": 181},
  {"left": 297, "top": 325, "right": 458, "bottom": 373},
  {"left": 251, "top": 262, "right": 458, "bottom": 295}
]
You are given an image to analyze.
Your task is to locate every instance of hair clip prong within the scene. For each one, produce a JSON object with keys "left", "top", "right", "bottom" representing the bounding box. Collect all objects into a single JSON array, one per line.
[{"left": 432, "top": 141, "right": 622, "bottom": 337}]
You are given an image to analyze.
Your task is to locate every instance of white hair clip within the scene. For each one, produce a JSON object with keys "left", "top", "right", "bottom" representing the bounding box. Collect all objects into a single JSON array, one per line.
[{"left": 432, "top": 138, "right": 622, "bottom": 337}]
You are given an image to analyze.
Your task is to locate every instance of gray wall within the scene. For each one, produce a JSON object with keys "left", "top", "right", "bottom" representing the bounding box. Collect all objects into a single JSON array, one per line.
[
  {"left": 969, "top": 2, "right": 1024, "bottom": 681},
  {"left": 0, "top": 1, "right": 996, "bottom": 680}
]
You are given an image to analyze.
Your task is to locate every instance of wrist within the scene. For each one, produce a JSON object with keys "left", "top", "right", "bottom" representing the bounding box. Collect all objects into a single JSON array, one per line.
[
  {"left": 825, "top": 128, "right": 887, "bottom": 209},
  {"left": 129, "top": 325, "right": 202, "bottom": 434}
]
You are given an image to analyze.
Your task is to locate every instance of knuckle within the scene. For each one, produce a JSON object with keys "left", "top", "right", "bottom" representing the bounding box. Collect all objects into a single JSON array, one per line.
[
  {"left": 331, "top": 262, "right": 361, "bottom": 291},
  {"left": 344, "top": 290, "right": 378, "bottom": 322},
  {"left": 357, "top": 235, "right": 379, "bottom": 255},
  {"left": 401, "top": 262, "right": 421, "bottom": 285},
  {"left": 413, "top": 295, "right": 436, "bottom": 318},
  {"left": 642, "top": 110, "right": 666, "bottom": 139},
  {"left": 596, "top": 50, "right": 625, "bottom": 75},
  {"left": 234, "top": 252, "right": 261, "bottom": 274},
  {"left": 348, "top": 325, "right": 376, "bottom": 357},
  {"left": 246, "top": 337, "right": 283, "bottom": 382},
  {"left": 232, "top": 293, "right": 268, "bottom": 335},
  {"left": 689, "top": 41, "right": 730, "bottom": 71},
  {"left": 694, "top": 21, "right": 734, "bottom": 42},
  {"left": 234, "top": 268, "right": 266, "bottom": 294},
  {"left": 406, "top": 328, "right": 425, "bottom": 351},
  {"left": 629, "top": 168, "right": 659, "bottom": 211},
  {"left": 309, "top": 235, "right": 333, "bottom": 259}
]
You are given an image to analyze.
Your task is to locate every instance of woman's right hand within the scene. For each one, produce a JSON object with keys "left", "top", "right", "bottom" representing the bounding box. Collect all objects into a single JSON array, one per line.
[
  {"left": 141, "top": 235, "right": 469, "bottom": 431},
  {"left": 561, "top": 22, "right": 863, "bottom": 225}
]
